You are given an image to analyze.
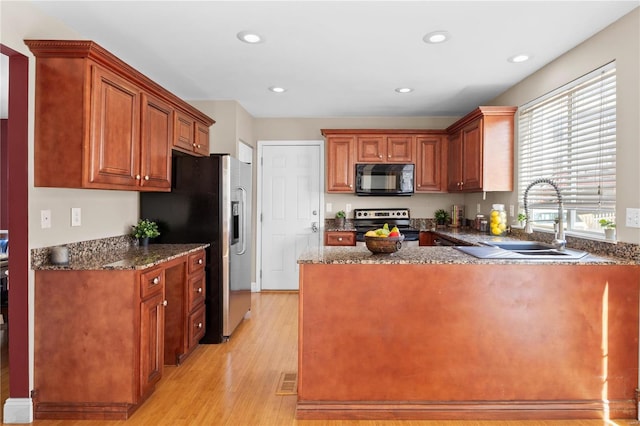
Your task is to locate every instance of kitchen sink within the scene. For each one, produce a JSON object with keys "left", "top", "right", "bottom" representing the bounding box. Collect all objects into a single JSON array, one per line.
[{"left": 454, "top": 241, "right": 589, "bottom": 261}]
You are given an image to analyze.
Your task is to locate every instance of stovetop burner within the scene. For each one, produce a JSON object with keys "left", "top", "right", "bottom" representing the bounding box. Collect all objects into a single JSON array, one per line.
[{"left": 353, "top": 208, "right": 419, "bottom": 241}]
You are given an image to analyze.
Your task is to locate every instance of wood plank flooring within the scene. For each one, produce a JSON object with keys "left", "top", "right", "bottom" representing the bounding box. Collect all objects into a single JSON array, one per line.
[{"left": 2, "top": 292, "right": 639, "bottom": 425}]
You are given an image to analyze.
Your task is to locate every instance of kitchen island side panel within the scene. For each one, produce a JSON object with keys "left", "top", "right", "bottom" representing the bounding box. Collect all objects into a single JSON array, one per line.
[{"left": 297, "top": 263, "right": 639, "bottom": 420}]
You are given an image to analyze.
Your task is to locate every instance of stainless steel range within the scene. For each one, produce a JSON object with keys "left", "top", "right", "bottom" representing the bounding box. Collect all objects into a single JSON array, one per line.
[{"left": 353, "top": 208, "right": 420, "bottom": 243}]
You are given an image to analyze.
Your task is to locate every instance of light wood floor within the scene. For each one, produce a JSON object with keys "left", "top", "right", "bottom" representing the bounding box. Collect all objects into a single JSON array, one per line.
[{"left": 2, "top": 292, "right": 639, "bottom": 425}]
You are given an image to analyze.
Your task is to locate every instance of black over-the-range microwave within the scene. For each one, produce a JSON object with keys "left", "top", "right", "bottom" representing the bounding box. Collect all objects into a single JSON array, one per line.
[{"left": 355, "top": 163, "right": 414, "bottom": 196}]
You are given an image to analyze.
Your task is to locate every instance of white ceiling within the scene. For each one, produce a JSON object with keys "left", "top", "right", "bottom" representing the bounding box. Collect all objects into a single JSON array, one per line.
[{"left": 29, "top": 1, "right": 639, "bottom": 118}]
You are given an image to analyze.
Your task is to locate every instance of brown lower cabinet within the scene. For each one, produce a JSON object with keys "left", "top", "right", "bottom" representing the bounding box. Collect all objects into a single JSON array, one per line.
[
  {"left": 325, "top": 231, "right": 356, "bottom": 246},
  {"left": 33, "top": 249, "right": 205, "bottom": 420}
]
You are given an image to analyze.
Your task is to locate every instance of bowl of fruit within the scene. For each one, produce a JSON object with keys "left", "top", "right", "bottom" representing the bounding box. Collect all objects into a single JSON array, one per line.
[{"left": 364, "top": 224, "right": 405, "bottom": 254}]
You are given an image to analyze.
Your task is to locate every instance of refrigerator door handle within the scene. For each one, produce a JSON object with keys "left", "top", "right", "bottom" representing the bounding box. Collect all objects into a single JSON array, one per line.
[{"left": 236, "top": 186, "right": 248, "bottom": 255}]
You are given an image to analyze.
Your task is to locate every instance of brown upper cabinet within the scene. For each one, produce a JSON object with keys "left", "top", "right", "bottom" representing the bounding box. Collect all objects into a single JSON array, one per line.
[
  {"left": 414, "top": 133, "right": 447, "bottom": 193},
  {"left": 324, "top": 133, "right": 356, "bottom": 192},
  {"left": 25, "top": 40, "right": 215, "bottom": 191},
  {"left": 446, "top": 106, "right": 517, "bottom": 192},
  {"left": 357, "top": 134, "right": 414, "bottom": 163}
]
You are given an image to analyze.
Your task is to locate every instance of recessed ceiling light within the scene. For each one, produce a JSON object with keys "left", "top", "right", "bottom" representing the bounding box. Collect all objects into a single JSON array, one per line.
[
  {"left": 508, "top": 54, "right": 531, "bottom": 63},
  {"left": 423, "top": 31, "right": 450, "bottom": 44},
  {"left": 269, "top": 86, "right": 286, "bottom": 93},
  {"left": 237, "top": 31, "right": 264, "bottom": 44},
  {"left": 395, "top": 88, "right": 413, "bottom": 93}
]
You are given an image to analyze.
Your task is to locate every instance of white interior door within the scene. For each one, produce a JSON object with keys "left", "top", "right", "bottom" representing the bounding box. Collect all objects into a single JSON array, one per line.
[{"left": 259, "top": 142, "right": 322, "bottom": 290}]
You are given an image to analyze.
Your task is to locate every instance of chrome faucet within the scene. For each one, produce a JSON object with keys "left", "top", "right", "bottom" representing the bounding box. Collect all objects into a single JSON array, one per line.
[{"left": 523, "top": 178, "right": 566, "bottom": 251}]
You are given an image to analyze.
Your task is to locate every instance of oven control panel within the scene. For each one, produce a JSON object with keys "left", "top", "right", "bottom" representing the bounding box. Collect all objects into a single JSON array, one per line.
[{"left": 354, "top": 208, "right": 410, "bottom": 219}]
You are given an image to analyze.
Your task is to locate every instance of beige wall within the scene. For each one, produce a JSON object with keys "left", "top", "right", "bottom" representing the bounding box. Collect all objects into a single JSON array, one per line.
[{"left": 476, "top": 7, "right": 640, "bottom": 244}]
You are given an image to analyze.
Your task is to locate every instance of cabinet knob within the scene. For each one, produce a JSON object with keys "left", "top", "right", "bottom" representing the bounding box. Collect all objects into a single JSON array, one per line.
[
  {"left": 196, "top": 144, "right": 201, "bottom": 149},
  {"left": 135, "top": 175, "right": 141, "bottom": 180},
  {"left": 337, "top": 237, "right": 343, "bottom": 241},
  {"left": 387, "top": 154, "right": 391, "bottom": 158},
  {"left": 196, "top": 287, "right": 202, "bottom": 293},
  {"left": 163, "top": 300, "right": 168, "bottom": 307},
  {"left": 196, "top": 322, "right": 203, "bottom": 329},
  {"left": 152, "top": 277, "right": 160, "bottom": 285},
  {"left": 192, "top": 143, "right": 197, "bottom": 147},
  {"left": 144, "top": 175, "right": 149, "bottom": 181},
  {"left": 378, "top": 154, "right": 383, "bottom": 158},
  {"left": 197, "top": 259, "right": 203, "bottom": 265}
]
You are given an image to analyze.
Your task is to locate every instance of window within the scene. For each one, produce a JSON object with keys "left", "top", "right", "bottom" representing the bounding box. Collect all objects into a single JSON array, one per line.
[{"left": 518, "top": 62, "right": 616, "bottom": 238}]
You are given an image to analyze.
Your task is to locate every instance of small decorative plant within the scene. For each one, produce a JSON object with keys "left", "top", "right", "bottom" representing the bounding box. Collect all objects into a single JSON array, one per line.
[
  {"left": 598, "top": 219, "right": 616, "bottom": 229},
  {"left": 517, "top": 212, "right": 527, "bottom": 226},
  {"left": 131, "top": 219, "right": 160, "bottom": 239},
  {"left": 335, "top": 210, "right": 346, "bottom": 228},
  {"left": 434, "top": 209, "right": 450, "bottom": 226},
  {"left": 335, "top": 210, "right": 346, "bottom": 219}
]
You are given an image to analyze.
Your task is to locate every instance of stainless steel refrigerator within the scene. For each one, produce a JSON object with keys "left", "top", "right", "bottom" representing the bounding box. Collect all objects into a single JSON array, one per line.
[{"left": 140, "top": 153, "right": 252, "bottom": 343}]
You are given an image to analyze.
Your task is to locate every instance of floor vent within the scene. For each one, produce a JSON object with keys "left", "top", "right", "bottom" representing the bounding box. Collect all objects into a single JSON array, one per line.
[{"left": 275, "top": 372, "right": 297, "bottom": 395}]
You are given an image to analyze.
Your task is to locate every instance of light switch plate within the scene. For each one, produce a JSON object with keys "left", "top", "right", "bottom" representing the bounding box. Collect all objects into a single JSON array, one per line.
[
  {"left": 346, "top": 204, "right": 352, "bottom": 212},
  {"left": 41, "top": 210, "right": 51, "bottom": 229},
  {"left": 626, "top": 208, "right": 640, "bottom": 228},
  {"left": 71, "top": 207, "right": 81, "bottom": 227},
  {"left": 326, "top": 203, "right": 332, "bottom": 213}
]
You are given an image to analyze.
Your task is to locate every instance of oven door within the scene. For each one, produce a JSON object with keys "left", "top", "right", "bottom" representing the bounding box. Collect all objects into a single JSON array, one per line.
[{"left": 355, "top": 164, "right": 414, "bottom": 196}]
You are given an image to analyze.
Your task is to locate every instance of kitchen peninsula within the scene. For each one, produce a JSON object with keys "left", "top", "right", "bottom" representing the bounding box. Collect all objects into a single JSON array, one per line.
[{"left": 296, "top": 243, "right": 640, "bottom": 420}]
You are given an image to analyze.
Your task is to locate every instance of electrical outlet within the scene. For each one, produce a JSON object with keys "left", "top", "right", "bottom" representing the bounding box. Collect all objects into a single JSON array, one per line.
[
  {"left": 326, "top": 203, "right": 332, "bottom": 213},
  {"left": 509, "top": 205, "right": 515, "bottom": 217},
  {"left": 71, "top": 207, "right": 82, "bottom": 227},
  {"left": 626, "top": 208, "right": 640, "bottom": 228},
  {"left": 346, "top": 204, "right": 352, "bottom": 212},
  {"left": 41, "top": 209, "right": 51, "bottom": 229}
]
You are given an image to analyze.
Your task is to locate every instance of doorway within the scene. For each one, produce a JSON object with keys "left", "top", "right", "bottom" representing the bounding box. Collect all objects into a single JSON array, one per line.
[
  {"left": 257, "top": 141, "right": 323, "bottom": 291},
  {"left": 1, "top": 44, "right": 30, "bottom": 423}
]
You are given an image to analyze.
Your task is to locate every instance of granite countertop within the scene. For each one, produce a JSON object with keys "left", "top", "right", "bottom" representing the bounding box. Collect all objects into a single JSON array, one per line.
[
  {"left": 301, "top": 228, "right": 634, "bottom": 265},
  {"left": 34, "top": 243, "right": 209, "bottom": 271}
]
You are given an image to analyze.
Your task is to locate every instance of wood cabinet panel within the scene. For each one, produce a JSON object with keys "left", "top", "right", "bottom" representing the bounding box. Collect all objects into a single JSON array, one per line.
[
  {"left": 88, "top": 65, "right": 140, "bottom": 187},
  {"left": 188, "top": 304, "right": 207, "bottom": 348},
  {"left": 140, "top": 290, "right": 165, "bottom": 399},
  {"left": 195, "top": 122, "right": 210, "bottom": 156},
  {"left": 325, "top": 135, "right": 355, "bottom": 192},
  {"left": 386, "top": 135, "right": 413, "bottom": 162},
  {"left": 324, "top": 231, "right": 356, "bottom": 246},
  {"left": 140, "top": 93, "right": 172, "bottom": 190},
  {"left": 446, "top": 106, "right": 516, "bottom": 192},
  {"left": 415, "top": 134, "right": 446, "bottom": 192},
  {"left": 418, "top": 231, "right": 436, "bottom": 246},
  {"left": 356, "top": 135, "right": 385, "bottom": 162}
]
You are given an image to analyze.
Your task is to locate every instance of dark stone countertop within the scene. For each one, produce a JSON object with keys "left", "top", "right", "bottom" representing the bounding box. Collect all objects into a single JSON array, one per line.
[{"left": 33, "top": 243, "right": 209, "bottom": 271}]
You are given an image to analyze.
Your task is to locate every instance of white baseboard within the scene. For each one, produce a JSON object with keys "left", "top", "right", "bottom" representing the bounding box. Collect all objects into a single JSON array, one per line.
[{"left": 3, "top": 397, "right": 33, "bottom": 423}]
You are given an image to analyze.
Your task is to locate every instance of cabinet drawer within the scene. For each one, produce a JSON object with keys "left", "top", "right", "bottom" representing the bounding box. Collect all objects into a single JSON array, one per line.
[
  {"left": 188, "top": 304, "right": 206, "bottom": 348},
  {"left": 140, "top": 267, "right": 165, "bottom": 299},
  {"left": 187, "top": 271, "right": 206, "bottom": 312},
  {"left": 188, "top": 250, "right": 206, "bottom": 275},
  {"left": 325, "top": 231, "right": 356, "bottom": 246}
]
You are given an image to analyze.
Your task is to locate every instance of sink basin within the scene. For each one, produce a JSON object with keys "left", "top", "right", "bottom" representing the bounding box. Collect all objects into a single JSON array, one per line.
[{"left": 454, "top": 241, "right": 589, "bottom": 261}]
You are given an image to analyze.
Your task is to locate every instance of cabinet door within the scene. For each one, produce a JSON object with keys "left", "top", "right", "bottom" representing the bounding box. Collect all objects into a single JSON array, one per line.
[
  {"left": 386, "top": 135, "right": 413, "bottom": 162},
  {"left": 88, "top": 65, "right": 140, "bottom": 188},
  {"left": 194, "top": 123, "right": 210, "bottom": 156},
  {"left": 415, "top": 135, "right": 444, "bottom": 192},
  {"left": 419, "top": 231, "right": 436, "bottom": 246},
  {"left": 326, "top": 136, "right": 355, "bottom": 192},
  {"left": 460, "top": 119, "right": 483, "bottom": 191},
  {"left": 357, "top": 135, "right": 385, "bottom": 162},
  {"left": 188, "top": 304, "right": 206, "bottom": 350},
  {"left": 447, "top": 131, "right": 463, "bottom": 191},
  {"left": 140, "top": 93, "right": 172, "bottom": 190},
  {"left": 174, "top": 112, "right": 195, "bottom": 152},
  {"left": 140, "top": 291, "right": 165, "bottom": 398}
]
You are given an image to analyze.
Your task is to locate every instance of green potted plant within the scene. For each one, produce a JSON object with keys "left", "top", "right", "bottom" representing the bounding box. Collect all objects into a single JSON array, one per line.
[
  {"left": 132, "top": 219, "right": 160, "bottom": 246},
  {"left": 599, "top": 218, "right": 616, "bottom": 240},
  {"left": 434, "top": 209, "right": 450, "bottom": 228},
  {"left": 517, "top": 212, "right": 527, "bottom": 227},
  {"left": 335, "top": 210, "right": 346, "bottom": 228}
]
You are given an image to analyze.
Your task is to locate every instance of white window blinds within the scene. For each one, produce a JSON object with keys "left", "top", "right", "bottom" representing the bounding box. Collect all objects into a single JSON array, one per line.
[{"left": 518, "top": 62, "right": 616, "bottom": 211}]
